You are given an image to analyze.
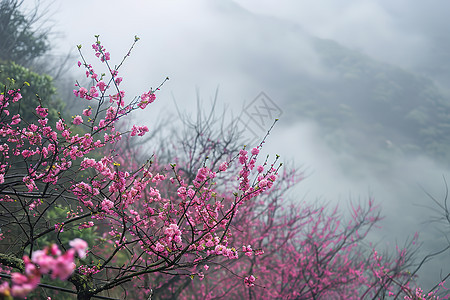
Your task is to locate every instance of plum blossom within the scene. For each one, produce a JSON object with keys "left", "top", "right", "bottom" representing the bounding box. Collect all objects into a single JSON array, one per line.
[
  {"left": 101, "top": 199, "right": 115, "bottom": 214},
  {"left": 11, "top": 114, "right": 21, "bottom": 125},
  {"left": 51, "top": 250, "right": 76, "bottom": 280},
  {"left": 83, "top": 107, "right": 92, "bottom": 116},
  {"left": 138, "top": 91, "right": 156, "bottom": 109},
  {"left": 73, "top": 115, "right": 83, "bottom": 125},
  {"left": 130, "top": 125, "right": 149, "bottom": 137},
  {"left": 251, "top": 147, "right": 259, "bottom": 156},
  {"left": 69, "top": 238, "right": 89, "bottom": 259},
  {"left": 244, "top": 275, "right": 256, "bottom": 287},
  {"left": 73, "top": 87, "right": 88, "bottom": 99},
  {"left": 219, "top": 161, "right": 228, "bottom": 172},
  {"left": 96, "top": 80, "right": 107, "bottom": 92},
  {"left": 35, "top": 105, "right": 48, "bottom": 118}
]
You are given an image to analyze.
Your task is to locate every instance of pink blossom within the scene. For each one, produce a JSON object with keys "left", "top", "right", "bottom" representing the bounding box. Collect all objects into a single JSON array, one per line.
[
  {"left": 215, "top": 245, "right": 226, "bottom": 255},
  {"left": 11, "top": 114, "right": 21, "bottom": 125},
  {"left": 0, "top": 282, "right": 10, "bottom": 296},
  {"left": 74, "top": 87, "right": 89, "bottom": 99},
  {"left": 154, "top": 242, "right": 165, "bottom": 252},
  {"left": 89, "top": 86, "right": 99, "bottom": 98},
  {"left": 257, "top": 165, "right": 264, "bottom": 173},
  {"left": 69, "top": 238, "right": 88, "bottom": 259},
  {"left": 96, "top": 81, "right": 107, "bottom": 92},
  {"left": 23, "top": 176, "right": 37, "bottom": 192},
  {"left": 130, "top": 125, "right": 149, "bottom": 137},
  {"left": 62, "top": 129, "right": 70, "bottom": 139},
  {"left": 109, "top": 91, "right": 125, "bottom": 106},
  {"left": 255, "top": 249, "right": 264, "bottom": 256},
  {"left": 138, "top": 91, "right": 156, "bottom": 109},
  {"left": 11, "top": 273, "right": 29, "bottom": 286},
  {"left": 259, "top": 179, "right": 268, "bottom": 188},
  {"left": 243, "top": 245, "right": 253, "bottom": 257},
  {"left": 56, "top": 119, "right": 65, "bottom": 131},
  {"left": 26, "top": 124, "right": 37, "bottom": 133},
  {"left": 73, "top": 115, "right": 83, "bottom": 125},
  {"left": 51, "top": 250, "right": 76, "bottom": 280},
  {"left": 239, "top": 149, "right": 248, "bottom": 165},
  {"left": 187, "top": 188, "right": 195, "bottom": 199},
  {"left": 21, "top": 149, "right": 31, "bottom": 158},
  {"left": 35, "top": 105, "right": 48, "bottom": 118},
  {"left": 11, "top": 285, "right": 34, "bottom": 298},
  {"left": 31, "top": 250, "right": 55, "bottom": 273},
  {"left": 177, "top": 186, "right": 187, "bottom": 199},
  {"left": 11, "top": 261, "right": 40, "bottom": 298},
  {"left": 106, "top": 106, "right": 117, "bottom": 120},
  {"left": 138, "top": 125, "right": 149, "bottom": 136},
  {"left": 101, "top": 199, "right": 114, "bottom": 213},
  {"left": 219, "top": 161, "right": 228, "bottom": 172},
  {"left": 12, "top": 92, "right": 22, "bottom": 102},
  {"left": 82, "top": 108, "right": 92, "bottom": 116},
  {"left": 244, "top": 275, "right": 256, "bottom": 287},
  {"left": 198, "top": 272, "right": 205, "bottom": 281},
  {"left": 196, "top": 167, "right": 209, "bottom": 182}
]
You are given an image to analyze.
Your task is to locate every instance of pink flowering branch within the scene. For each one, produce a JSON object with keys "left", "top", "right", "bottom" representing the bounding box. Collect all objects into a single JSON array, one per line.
[{"left": 0, "top": 239, "right": 87, "bottom": 298}]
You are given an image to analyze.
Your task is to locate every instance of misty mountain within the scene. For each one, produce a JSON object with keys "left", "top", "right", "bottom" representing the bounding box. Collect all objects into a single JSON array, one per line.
[{"left": 283, "top": 36, "right": 450, "bottom": 171}]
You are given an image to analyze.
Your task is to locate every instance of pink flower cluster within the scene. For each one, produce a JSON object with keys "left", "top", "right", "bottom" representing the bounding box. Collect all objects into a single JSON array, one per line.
[
  {"left": 138, "top": 91, "right": 156, "bottom": 109},
  {"left": 92, "top": 41, "right": 110, "bottom": 62},
  {"left": 35, "top": 105, "right": 48, "bottom": 118},
  {"left": 211, "top": 245, "right": 238, "bottom": 259},
  {"left": 244, "top": 275, "right": 256, "bottom": 287},
  {"left": 193, "top": 166, "right": 216, "bottom": 188},
  {"left": 73, "top": 115, "right": 83, "bottom": 125},
  {"left": 236, "top": 146, "right": 278, "bottom": 202},
  {"left": 403, "top": 283, "right": 449, "bottom": 300},
  {"left": 242, "top": 245, "right": 253, "bottom": 257},
  {"left": 164, "top": 224, "right": 182, "bottom": 244},
  {"left": 0, "top": 239, "right": 87, "bottom": 298},
  {"left": 130, "top": 125, "right": 149, "bottom": 137}
]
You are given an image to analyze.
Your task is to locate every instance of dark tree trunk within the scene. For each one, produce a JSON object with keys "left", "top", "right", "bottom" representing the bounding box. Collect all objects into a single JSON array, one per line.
[{"left": 69, "top": 272, "right": 94, "bottom": 300}]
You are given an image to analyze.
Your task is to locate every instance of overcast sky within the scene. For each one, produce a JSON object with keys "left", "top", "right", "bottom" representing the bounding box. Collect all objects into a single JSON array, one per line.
[{"left": 25, "top": 0, "right": 450, "bottom": 290}]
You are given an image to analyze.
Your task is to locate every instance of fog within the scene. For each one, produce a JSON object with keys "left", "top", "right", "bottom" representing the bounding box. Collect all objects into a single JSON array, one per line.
[{"left": 25, "top": 0, "right": 450, "bottom": 290}]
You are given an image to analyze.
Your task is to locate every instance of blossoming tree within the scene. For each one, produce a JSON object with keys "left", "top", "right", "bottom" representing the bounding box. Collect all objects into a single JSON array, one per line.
[
  {"left": 0, "top": 35, "right": 447, "bottom": 300},
  {"left": 0, "top": 36, "right": 280, "bottom": 299}
]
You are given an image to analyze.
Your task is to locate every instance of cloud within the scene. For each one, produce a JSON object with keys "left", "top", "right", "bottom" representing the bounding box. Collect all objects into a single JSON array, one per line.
[{"left": 235, "top": 0, "right": 429, "bottom": 68}]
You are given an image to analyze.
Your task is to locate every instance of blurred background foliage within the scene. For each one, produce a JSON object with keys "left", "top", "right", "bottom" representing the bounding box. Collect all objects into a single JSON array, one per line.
[
  {"left": 0, "top": 0, "right": 72, "bottom": 126},
  {"left": 0, "top": 60, "right": 62, "bottom": 125},
  {"left": 0, "top": 0, "right": 49, "bottom": 67}
]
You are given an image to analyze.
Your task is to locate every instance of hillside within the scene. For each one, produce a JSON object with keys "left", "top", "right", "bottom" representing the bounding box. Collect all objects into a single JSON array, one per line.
[{"left": 284, "top": 37, "right": 450, "bottom": 169}]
